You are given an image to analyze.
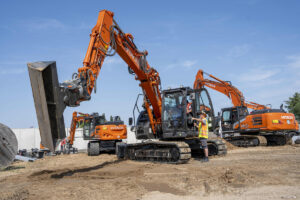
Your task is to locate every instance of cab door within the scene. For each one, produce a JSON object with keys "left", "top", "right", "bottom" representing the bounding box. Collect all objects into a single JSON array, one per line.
[
  {"left": 194, "top": 88, "right": 215, "bottom": 131},
  {"left": 162, "top": 90, "right": 186, "bottom": 131},
  {"left": 83, "top": 117, "right": 96, "bottom": 140},
  {"left": 221, "top": 109, "right": 233, "bottom": 132}
]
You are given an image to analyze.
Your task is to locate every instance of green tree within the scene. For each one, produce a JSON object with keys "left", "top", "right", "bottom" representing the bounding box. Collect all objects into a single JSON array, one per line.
[{"left": 285, "top": 92, "right": 300, "bottom": 121}]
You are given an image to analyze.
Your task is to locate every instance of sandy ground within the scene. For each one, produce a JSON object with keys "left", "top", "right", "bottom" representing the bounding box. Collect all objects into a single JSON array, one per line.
[{"left": 0, "top": 145, "right": 300, "bottom": 200}]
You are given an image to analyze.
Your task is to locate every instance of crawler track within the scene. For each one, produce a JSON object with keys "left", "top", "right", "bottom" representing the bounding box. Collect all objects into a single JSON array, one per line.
[
  {"left": 262, "top": 133, "right": 291, "bottom": 146},
  {"left": 207, "top": 138, "right": 227, "bottom": 156},
  {"left": 225, "top": 135, "right": 267, "bottom": 147},
  {"left": 225, "top": 131, "right": 299, "bottom": 147},
  {"left": 187, "top": 138, "right": 227, "bottom": 157},
  {"left": 119, "top": 141, "right": 191, "bottom": 164}
]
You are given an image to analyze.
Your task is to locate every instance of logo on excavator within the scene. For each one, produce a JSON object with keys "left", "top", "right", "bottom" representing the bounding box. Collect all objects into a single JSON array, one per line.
[
  {"left": 241, "top": 124, "right": 248, "bottom": 128},
  {"left": 110, "top": 126, "right": 124, "bottom": 130},
  {"left": 281, "top": 116, "right": 293, "bottom": 120},
  {"left": 206, "top": 83, "right": 216, "bottom": 88}
]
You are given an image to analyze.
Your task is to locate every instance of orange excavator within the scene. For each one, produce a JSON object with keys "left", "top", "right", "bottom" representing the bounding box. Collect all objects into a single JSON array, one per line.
[
  {"left": 194, "top": 69, "right": 299, "bottom": 147},
  {"left": 27, "top": 10, "right": 226, "bottom": 164},
  {"left": 67, "top": 112, "right": 127, "bottom": 155}
]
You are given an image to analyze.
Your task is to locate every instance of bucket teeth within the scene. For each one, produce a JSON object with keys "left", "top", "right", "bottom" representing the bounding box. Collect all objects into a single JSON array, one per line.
[{"left": 27, "top": 61, "right": 66, "bottom": 152}]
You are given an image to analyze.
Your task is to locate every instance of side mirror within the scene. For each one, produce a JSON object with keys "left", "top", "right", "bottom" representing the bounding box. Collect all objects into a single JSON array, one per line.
[{"left": 128, "top": 117, "right": 133, "bottom": 126}]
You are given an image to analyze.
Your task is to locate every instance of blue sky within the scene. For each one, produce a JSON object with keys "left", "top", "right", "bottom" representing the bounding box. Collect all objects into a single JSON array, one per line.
[{"left": 0, "top": 0, "right": 300, "bottom": 128}]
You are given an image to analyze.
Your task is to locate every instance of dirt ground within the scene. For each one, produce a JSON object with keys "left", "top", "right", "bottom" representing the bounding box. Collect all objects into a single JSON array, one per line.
[{"left": 0, "top": 145, "right": 300, "bottom": 200}]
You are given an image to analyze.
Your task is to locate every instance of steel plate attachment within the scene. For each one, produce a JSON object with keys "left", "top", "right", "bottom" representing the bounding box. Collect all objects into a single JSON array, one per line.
[{"left": 27, "top": 61, "right": 66, "bottom": 152}]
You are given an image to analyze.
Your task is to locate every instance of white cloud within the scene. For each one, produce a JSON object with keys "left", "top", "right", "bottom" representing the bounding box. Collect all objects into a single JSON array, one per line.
[
  {"left": 105, "top": 57, "right": 122, "bottom": 65},
  {"left": 0, "top": 61, "right": 27, "bottom": 65},
  {"left": 287, "top": 55, "right": 300, "bottom": 68},
  {"left": 0, "top": 68, "right": 26, "bottom": 75},
  {"left": 8, "top": 19, "right": 94, "bottom": 33},
  {"left": 21, "top": 19, "right": 66, "bottom": 31},
  {"left": 238, "top": 68, "right": 279, "bottom": 82},
  {"left": 101, "top": 57, "right": 124, "bottom": 72},
  {"left": 166, "top": 60, "right": 198, "bottom": 70},
  {"left": 78, "top": 22, "right": 93, "bottom": 30},
  {"left": 227, "top": 44, "right": 251, "bottom": 58},
  {"left": 232, "top": 61, "right": 298, "bottom": 107},
  {"left": 182, "top": 60, "right": 197, "bottom": 68},
  {"left": 0, "top": 61, "right": 28, "bottom": 75}
]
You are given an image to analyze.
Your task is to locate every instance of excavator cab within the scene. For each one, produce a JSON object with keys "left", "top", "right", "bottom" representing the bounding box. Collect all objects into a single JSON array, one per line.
[
  {"left": 134, "top": 87, "right": 215, "bottom": 140},
  {"left": 162, "top": 88, "right": 187, "bottom": 132},
  {"left": 82, "top": 113, "right": 106, "bottom": 140},
  {"left": 220, "top": 106, "right": 249, "bottom": 133},
  {"left": 160, "top": 87, "right": 216, "bottom": 139},
  {"left": 162, "top": 87, "right": 214, "bottom": 136}
]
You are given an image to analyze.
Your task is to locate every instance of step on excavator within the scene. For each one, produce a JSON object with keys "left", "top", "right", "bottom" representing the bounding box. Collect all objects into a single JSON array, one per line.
[
  {"left": 67, "top": 112, "right": 127, "bottom": 155},
  {"left": 194, "top": 69, "right": 299, "bottom": 147},
  {"left": 27, "top": 10, "right": 226, "bottom": 164}
]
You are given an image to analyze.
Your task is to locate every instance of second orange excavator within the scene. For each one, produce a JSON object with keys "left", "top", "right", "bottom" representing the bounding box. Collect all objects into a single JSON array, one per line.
[
  {"left": 194, "top": 70, "right": 299, "bottom": 147},
  {"left": 67, "top": 112, "right": 127, "bottom": 155}
]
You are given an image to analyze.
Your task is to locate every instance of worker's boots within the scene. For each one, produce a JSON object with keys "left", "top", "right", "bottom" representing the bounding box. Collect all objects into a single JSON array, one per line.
[{"left": 201, "top": 157, "right": 209, "bottom": 162}]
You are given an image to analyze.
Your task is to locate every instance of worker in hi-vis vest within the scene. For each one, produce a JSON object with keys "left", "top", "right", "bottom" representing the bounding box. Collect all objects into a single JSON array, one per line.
[{"left": 192, "top": 111, "right": 209, "bottom": 162}]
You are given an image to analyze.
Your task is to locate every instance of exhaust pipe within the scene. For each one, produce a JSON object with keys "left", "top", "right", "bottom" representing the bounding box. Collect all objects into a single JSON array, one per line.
[{"left": 27, "top": 61, "right": 66, "bottom": 152}]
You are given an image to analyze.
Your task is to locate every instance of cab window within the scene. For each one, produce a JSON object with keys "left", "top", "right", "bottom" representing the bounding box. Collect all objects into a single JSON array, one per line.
[
  {"left": 222, "top": 111, "right": 231, "bottom": 122},
  {"left": 196, "top": 90, "right": 211, "bottom": 113},
  {"left": 163, "top": 92, "right": 185, "bottom": 129}
]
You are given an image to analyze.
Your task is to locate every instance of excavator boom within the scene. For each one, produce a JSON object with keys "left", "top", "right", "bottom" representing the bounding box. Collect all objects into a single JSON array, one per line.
[
  {"left": 68, "top": 112, "right": 89, "bottom": 145},
  {"left": 194, "top": 69, "right": 269, "bottom": 110},
  {"left": 28, "top": 10, "right": 161, "bottom": 151}
]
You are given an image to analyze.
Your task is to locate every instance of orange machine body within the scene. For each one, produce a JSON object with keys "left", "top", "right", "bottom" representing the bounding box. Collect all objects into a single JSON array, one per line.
[
  {"left": 68, "top": 112, "right": 127, "bottom": 145},
  {"left": 235, "top": 112, "right": 299, "bottom": 132},
  {"left": 90, "top": 124, "right": 127, "bottom": 140}
]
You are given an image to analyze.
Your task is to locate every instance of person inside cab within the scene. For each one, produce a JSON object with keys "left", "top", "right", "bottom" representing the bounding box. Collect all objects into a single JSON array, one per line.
[{"left": 186, "top": 100, "right": 192, "bottom": 115}]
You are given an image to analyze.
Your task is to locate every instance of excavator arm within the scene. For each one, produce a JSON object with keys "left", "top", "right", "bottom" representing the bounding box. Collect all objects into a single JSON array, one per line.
[
  {"left": 67, "top": 112, "right": 89, "bottom": 146},
  {"left": 63, "top": 10, "right": 162, "bottom": 115},
  {"left": 194, "top": 69, "right": 269, "bottom": 110},
  {"left": 28, "top": 10, "right": 162, "bottom": 151}
]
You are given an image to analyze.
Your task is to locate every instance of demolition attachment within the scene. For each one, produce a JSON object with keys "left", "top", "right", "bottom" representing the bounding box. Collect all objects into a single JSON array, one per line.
[{"left": 27, "top": 61, "right": 66, "bottom": 152}]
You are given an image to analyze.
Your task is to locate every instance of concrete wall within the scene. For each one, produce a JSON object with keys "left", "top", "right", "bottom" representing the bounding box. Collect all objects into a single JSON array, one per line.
[
  {"left": 12, "top": 128, "right": 41, "bottom": 150},
  {"left": 12, "top": 128, "right": 138, "bottom": 151}
]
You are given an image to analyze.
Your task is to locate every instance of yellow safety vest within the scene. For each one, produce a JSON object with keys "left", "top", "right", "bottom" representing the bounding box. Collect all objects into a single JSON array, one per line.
[{"left": 198, "top": 118, "right": 208, "bottom": 139}]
